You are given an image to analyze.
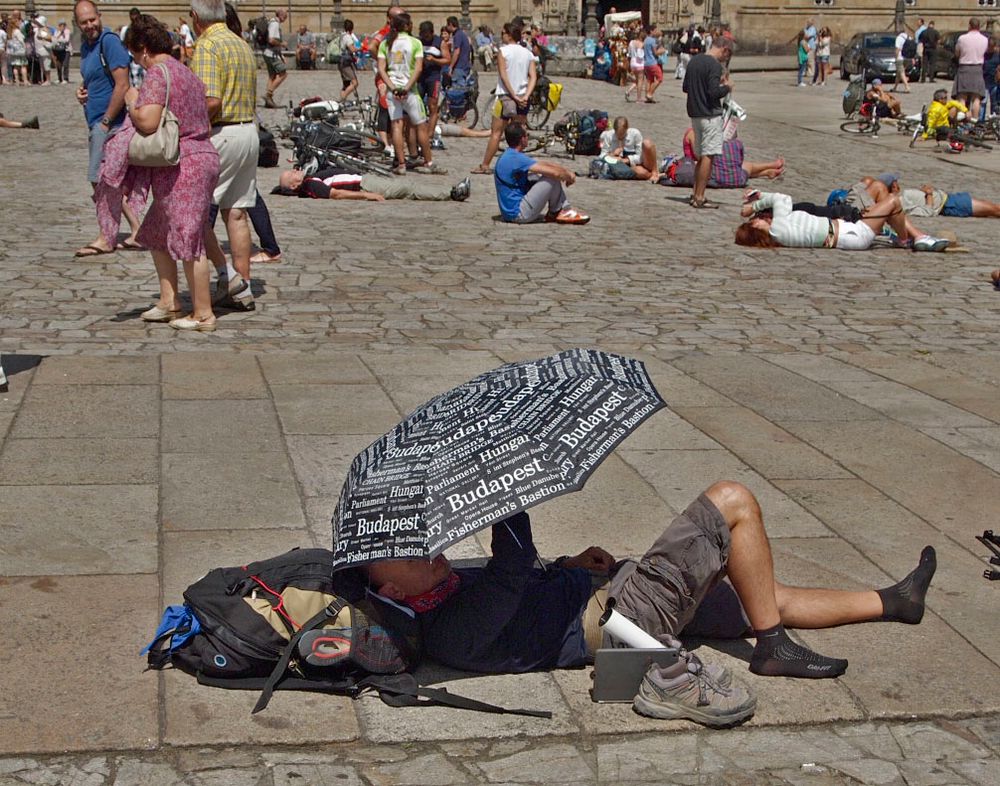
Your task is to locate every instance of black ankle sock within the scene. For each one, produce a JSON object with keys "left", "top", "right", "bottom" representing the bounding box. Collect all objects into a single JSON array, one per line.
[
  {"left": 749, "top": 623, "right": 848, "bottom": 679},
  {"left": 877, "top": 545, "right": 937, "bottom": 624}
]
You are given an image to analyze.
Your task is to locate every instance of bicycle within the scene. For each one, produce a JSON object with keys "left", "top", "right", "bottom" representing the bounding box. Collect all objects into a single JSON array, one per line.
[
  {"left": 292, "top": 121, "right": 388, "bottom": 175},
  {"left": 522, "top": 117, "right": 579, "bottom": 158},
  {"left": 338, "top": 96, "right": 380, "bottom": 136},
  {"left": 438, "top": 71, "right": 480, "bottom": 129},
  {"left": 298, "top": 140, "right": 396, "bottom": 178}
]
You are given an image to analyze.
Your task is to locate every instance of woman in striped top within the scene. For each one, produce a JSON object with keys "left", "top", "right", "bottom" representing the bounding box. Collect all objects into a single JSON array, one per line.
[{"left": 735, "top": 191, "right": 948, "bottom": 252}]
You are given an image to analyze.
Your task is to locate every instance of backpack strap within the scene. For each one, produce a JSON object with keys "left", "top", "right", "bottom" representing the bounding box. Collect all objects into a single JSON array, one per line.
[
  {"left": 252, "top": 598, "right": 348, "bottom": 714},
  {"left": 98, "top": 32, "right": 113, "bottom": 84},
  {"left": 361, "top": 673, "right": 552, "bottom": 719}
]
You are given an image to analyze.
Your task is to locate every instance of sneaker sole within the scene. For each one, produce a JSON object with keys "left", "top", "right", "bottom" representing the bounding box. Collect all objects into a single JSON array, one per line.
[{"left": 633, "top": 692, "right": 756, "bottom": 728}]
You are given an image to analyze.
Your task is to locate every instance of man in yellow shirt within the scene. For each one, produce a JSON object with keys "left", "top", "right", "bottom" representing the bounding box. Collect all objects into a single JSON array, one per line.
[
  {"left": 190, "top": 0, "right": 259, "bottom": 311},
  {"left": 922, "top": 88, "right": 968, "bottom": 141}
]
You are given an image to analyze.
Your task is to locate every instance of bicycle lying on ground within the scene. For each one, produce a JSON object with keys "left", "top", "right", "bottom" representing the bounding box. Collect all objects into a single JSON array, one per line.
[{"left": 293, "top": 121, "right": 392, "bottom": 177}]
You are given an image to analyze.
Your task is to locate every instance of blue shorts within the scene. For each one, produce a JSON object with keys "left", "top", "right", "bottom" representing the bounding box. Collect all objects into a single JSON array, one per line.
[
  {"left": 942, "top": 191, "right": 973, "bottom": 217},
  {"left": 87, "top": 123, "right": 118, "bottom": 184}
]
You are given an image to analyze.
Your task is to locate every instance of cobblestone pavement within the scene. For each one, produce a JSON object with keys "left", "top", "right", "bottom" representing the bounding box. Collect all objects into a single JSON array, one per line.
[
  {"left": 2, "top": 66, "right": 1000, "bottom": 785},
  {"left": 0, "top": 69, "right": 998, "bottom": 356}
]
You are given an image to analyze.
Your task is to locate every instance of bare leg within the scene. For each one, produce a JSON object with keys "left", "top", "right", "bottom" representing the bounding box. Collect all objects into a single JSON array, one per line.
[
  {"left": 182, "top": 256, "right": 215, "bottom": 323},
  {"left": 691, "top": 154, "right": 713, "bottom": 203},
  {"left": 222, "top": 207, "right": 251, "bottom": 282},
  {"left": 150, "top": 249, "right": 181, "bottom": 310},
  {"left": 477, "top": 114, "right": 505, "bottom": 170},
  {"left": 633, "top": 138, "right": 658, "bottom": 180},
  {"left": 204, "top": 223, "right": 227, "bottom": 274},
  {"left": 416, "top": 120, "right": 432, "bottom": 166},
  {"left": 122, "top": 197, "right": 141, "bottom": 244},
  {"left": 970, "top": 197, "right": 1000, "bottom": 217},
  {"left": 742, "top": 157, "right": 784, "bottom": 179},
  {"left": 390, "top": 118, "right": 407, "bottom": 168},
  {"left": 860, "top": 194, "right": 918, "bottom": 240}
]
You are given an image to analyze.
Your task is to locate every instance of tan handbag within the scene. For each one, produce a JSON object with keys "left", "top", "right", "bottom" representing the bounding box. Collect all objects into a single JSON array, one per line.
[{"left": 128, "top": 62, "right": 180, "bottom": 167}]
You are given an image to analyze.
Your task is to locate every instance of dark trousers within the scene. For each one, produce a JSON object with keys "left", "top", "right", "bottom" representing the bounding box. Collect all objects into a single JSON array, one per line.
[
  {"left": 921, "top": 50, "right": 936, "bottom": 82},
  {"left": 793, "top": 202, "right": 863, "bottom": 222},
  {"left": 208, "top": 191, "right": 281, "bottom": 256}
]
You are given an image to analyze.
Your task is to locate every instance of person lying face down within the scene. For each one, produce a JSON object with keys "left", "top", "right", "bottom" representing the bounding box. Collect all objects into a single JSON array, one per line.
[{"left": 274, "top": 166, "right": 471, "bottom": 202}]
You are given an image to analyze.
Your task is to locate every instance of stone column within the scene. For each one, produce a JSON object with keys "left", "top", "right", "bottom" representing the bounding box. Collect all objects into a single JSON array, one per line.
[
  {"left": 566, "top": 0, "right": 578, "bottom": 36},
  {"left": 331, "top": 0, "right": 343, "bottom": 33},
  {"left": 583, "top": 0, "right": 598, "bottom": 39},
  {"left": 460, "top": 0, "right": 472, "bottom": 31},
  {"left": 893, "top": 0, "right": 906, "bottom": 34}
]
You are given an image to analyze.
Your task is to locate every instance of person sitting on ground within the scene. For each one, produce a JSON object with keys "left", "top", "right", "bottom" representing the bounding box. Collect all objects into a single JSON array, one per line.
[
  {"left": 357, "top": 482, "right": 937, "bottom": 727},
  {"left": 274, "top": 166, "right": 470, "bottom": 202},
  {"left": 0, "top": 112, "right": 39, "bottom": 129},
  {"left": 865, "top": 78, "right": 901, "bottom": 117},
  {"left": 857, "top": 172, "right": 1000, "bottom": 219},
  {"left": 494, "top": 122, "right": 589, "bottom": 224},
  {"left": 598, "top": 116, "right": 659, "bottom": 180},
  {"left": 735, "top": 190, "right": 948, "bottom": 251},
  {"left": 921, "top": 89, "right": 969, "bottom": 142}
]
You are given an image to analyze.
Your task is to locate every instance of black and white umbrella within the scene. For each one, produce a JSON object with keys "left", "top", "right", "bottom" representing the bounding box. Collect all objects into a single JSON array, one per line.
[{"left": 331, "top": 349, "right": 666, "bottom": 570}]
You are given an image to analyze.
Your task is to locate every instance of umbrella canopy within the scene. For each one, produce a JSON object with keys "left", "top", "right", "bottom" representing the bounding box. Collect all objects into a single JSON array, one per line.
[{"left": 331, "top": 349, "right": 666, "bottom": 570}]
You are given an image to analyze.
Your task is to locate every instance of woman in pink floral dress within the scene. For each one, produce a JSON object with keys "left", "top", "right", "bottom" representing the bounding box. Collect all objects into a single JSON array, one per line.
[{"left": 124, "top": 14, "right": 220, "bottom": 331}]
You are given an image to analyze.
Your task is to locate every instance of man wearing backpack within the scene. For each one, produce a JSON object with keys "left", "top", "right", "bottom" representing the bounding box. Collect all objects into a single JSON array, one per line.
[
  {"left": 362, "top": 481, "right": 937, "bottom": 727},
  {"left": 262, "top": 8, "right": 288, "bottom": 108},
  {"left": 893, "top": 30, "right": 913, "bottom": 93},
  {"left": 72, "top": 0, "right": 142, "bottom": 257}
]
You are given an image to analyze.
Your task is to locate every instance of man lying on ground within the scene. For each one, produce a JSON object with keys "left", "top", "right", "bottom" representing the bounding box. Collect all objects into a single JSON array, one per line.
[
  {"left": 274, "top": 166, "right": 471, "bottom": 202},
  {"left": 358, "top": 482, "right": 936, "bottom": 727},
  {"left": 494, "top": 122, "right": 589, "bottom": 224},
  {"left": 735, "top": 190, "right": 948, "bottom": 251},
  {"left": 857, "top": 173, "right": 1000, "bottom": 219},
  {"left": 597, "top": 116, "right": 659, "bottom": 180}
]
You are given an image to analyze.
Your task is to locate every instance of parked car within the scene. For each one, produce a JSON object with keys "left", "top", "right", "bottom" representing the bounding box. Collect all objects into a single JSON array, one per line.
[{"left": 839, "top": 32, "right": 920, "bottom": 82}]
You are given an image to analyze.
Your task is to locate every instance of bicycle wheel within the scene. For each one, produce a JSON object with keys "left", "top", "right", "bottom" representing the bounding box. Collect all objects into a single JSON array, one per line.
[
  {"left": 452, "top": 95, "right": 480, "bottom": 129},
  {"left": 526, "top": 101, "right": 550, "bottom": 131},
  {"left": 522, "top": 134, "right": 550, "bottom": 154},
  {"left": 840, "top": 118, "right": 873, "bottom": 135}
]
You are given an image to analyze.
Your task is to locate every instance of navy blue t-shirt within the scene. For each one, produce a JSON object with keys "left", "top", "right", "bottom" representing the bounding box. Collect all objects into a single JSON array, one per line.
[
  {"left": 80, "top": 28, "right": 130, "bottom": 128},
  {"left": 451, "top": 28, "right": 472, "bottom": 72},
  {"left": 494, "top": 147, "right": 537, "bottom": 220}
]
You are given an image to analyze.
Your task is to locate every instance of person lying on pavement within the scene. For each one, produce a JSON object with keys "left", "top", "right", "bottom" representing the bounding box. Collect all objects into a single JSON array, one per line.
[
  {"left": 274, "top": 165, "right": 471, "bottom": 202},
  {"left": 356, "top": 482, "right": 936, "bottom": 727}
]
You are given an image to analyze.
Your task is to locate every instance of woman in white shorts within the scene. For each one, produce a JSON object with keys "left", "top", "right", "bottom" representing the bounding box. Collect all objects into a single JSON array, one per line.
[
  {"left": 625, "top": 33, "right": 645, "bottom": 102},
  {"left": 377, "top": 13, "right": 439, "bottom": 175},
  {"left": 734, "top": 191, "right": 949, "bottom": 252}
]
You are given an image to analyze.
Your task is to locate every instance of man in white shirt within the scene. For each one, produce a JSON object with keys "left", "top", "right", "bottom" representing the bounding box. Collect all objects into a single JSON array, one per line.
[
  {"left": 471, "top": 19, "right": 536, "bottom": 174},
  {"left": 893, "top": 30, "right": 911, "bottom": 93},
  {"left": 263, "top": 8, "right": 288, "bottom": 108},
  {"left": 598, "top": 116, "right": 658, "bottom": 180}
]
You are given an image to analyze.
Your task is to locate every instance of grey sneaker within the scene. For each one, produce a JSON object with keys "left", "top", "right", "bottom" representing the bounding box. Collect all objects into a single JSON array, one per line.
[
  {"left": 212, "top": 274, "right": 249, "bottom": 306},
  {"left": 633, "top": 655, "right": 756, "bottom": 728},
  {"left": 450, "top": 176, "right": 471, "bottom": 201},
  {"left": 912, "top": 235, "right": 949, "bottom": 252}
]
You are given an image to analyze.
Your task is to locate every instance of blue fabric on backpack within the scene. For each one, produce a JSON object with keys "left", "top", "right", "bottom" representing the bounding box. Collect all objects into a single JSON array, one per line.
[
  {"left": 827, "top": 188, "right": 849, "bottom": 206},
  {"left": 140, "top": 604, "right": 202, "bottom": 655}
]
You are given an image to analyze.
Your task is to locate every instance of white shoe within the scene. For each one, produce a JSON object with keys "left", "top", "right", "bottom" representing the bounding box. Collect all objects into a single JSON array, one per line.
[{"left": 912, "top": 235, "right": 949, "bottom": 252}]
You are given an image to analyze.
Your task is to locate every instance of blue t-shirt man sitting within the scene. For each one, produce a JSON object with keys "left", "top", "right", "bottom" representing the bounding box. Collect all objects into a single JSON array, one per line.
[{"left": 493, "top": 123, "right": 589, "bottom": 224}]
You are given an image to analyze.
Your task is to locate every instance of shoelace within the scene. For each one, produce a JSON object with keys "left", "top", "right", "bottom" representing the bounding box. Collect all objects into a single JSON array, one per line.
[{"left": 685, "top": 653, "right": 729, "bottom": 707}]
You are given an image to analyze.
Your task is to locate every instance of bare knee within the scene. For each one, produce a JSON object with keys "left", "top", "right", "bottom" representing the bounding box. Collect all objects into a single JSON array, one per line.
[{"left": 703, "top": 480, "right": 757, "bottom": 523}]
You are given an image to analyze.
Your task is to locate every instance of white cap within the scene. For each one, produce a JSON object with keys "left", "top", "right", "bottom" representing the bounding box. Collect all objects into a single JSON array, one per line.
[{"left": 36, "top": 15, "right": 46, "bottom": 24}]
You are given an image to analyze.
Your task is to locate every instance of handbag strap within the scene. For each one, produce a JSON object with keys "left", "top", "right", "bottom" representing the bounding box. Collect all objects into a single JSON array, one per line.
[{"left": 158, "top": 62, "right": 171, "bottom": 120}]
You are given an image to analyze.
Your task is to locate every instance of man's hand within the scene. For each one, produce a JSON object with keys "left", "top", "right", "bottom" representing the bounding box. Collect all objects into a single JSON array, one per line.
[
  {"left": 76, "top": 85, "right": 88, "bottom": 105},
  {"left": 740, "top": 203, "right": 755, "bottom": 218},
  {"left": 562, "top": 546, "right": 615, "bottom": 573},
  {"left": 366, "top": 192, "right": 386, "bottom": 201}
]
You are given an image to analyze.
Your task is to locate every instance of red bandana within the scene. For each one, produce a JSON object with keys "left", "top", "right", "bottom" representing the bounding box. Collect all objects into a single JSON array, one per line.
[{"left": 403, "top": 572, "right": 461, "bottom": 613}]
